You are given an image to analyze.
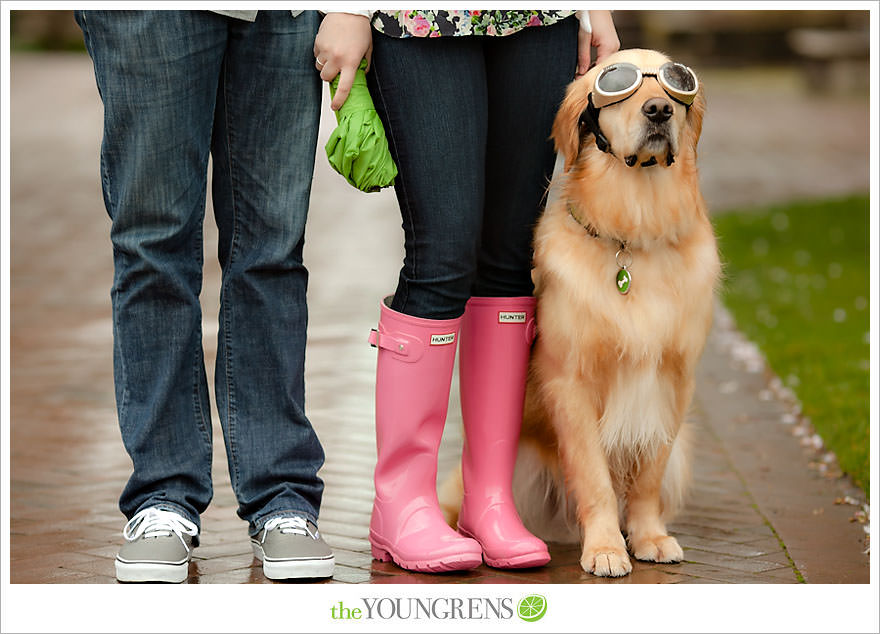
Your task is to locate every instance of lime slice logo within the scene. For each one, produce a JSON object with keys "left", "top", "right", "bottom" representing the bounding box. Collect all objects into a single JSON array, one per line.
[{"left": 517, "top": 595, "right": 547, "bottom": 622}]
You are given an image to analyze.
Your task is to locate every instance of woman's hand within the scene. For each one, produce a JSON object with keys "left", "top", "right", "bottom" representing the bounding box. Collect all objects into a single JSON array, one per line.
[
  {"left": 577, "top": 10, "right": 620, "bottom": 77},
  {"left": 313, "top": 12, "right": 373, "bottom": 110}
]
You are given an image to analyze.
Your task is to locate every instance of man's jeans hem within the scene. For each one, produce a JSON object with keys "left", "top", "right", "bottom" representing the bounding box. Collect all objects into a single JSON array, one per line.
[{"left": 250, "top": 507, "right": 320, "bottom": 537}]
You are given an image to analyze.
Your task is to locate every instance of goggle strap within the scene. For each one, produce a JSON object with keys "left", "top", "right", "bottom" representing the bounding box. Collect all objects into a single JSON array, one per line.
[{"left": 579, "top": 93, "right": 612, "bottom": 155}]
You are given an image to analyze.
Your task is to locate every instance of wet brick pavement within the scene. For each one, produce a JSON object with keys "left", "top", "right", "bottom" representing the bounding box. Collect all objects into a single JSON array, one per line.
[{"left": 7, "top": 51, "right": 871, "bottom": 586}]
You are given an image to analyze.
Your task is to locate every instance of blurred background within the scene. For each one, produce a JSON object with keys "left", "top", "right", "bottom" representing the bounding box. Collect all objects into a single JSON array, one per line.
[
  {"left": 10, "top": 8, "right": 872, "bottom": 82},
  {"left": 9, "top": 8, "right": 872, "bottom": 210},
  {"left": 6, "top": 8, "right": 873, "bottom": 588}
]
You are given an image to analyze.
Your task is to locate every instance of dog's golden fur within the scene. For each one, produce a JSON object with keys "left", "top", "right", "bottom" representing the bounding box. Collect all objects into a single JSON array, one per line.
[{"left": 442, "top": 49, "right": 721, "bottom": 577}]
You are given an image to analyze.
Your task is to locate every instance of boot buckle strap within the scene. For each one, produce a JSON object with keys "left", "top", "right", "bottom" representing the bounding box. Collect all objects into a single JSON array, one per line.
[{"left": 369, "top": 329, "right": 425, "bottom": 362}]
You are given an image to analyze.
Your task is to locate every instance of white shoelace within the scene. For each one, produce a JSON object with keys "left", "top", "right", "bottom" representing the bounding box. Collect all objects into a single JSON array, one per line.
[
  {"left": 261, "top": 516, "right": 318, "bottom": 543},
  {"left": 122, "top": 507, "right": 199, "bottom": 552}
]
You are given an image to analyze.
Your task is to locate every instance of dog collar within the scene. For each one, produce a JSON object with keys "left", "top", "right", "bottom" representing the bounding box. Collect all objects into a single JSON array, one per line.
[{"left": 568, "top": 205, "right": 633, "bottom": 295}]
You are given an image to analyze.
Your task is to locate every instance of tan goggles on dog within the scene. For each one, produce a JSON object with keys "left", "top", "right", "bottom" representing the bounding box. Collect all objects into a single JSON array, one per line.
[{"left": 592, "top": 62, "right": 698, "bottom": 109}]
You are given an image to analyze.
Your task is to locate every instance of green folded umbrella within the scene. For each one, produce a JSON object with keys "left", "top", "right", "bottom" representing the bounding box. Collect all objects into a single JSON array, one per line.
[{"left": 325, "top": 59, "right": 398, "bottom": 193}]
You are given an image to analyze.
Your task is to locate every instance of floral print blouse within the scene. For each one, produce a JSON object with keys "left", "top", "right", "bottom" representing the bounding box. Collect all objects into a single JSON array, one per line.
[{"left": 372, "top": 10, "right": 577, "bottom": 38}]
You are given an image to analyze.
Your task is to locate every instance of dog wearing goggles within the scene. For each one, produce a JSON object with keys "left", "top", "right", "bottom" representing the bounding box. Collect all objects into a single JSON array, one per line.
[{"left": 513, "top": 49, "right": 720, "bottom": 577}]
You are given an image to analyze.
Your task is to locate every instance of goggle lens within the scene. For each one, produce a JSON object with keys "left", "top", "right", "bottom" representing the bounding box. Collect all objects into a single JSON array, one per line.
[
  {"left": 596, "top": 63, "right": 640, "bottom": 94},
  {"left": 660, "top": 62, "right": 697, "bottom": 96}
]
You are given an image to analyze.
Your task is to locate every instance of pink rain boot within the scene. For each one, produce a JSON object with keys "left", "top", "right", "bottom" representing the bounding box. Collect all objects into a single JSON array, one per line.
[
  {"left": 457, "top": 296, "right": 551, "bottom": 568},
  {"left": 368, "top": 297, "right": 483, "bottom": 572}
]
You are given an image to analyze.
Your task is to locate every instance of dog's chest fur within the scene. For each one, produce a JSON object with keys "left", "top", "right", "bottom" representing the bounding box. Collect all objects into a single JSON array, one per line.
[
  {"left": 535, "top": 200, "right": 717, "bottom": 361},
  {"left": 532, "top": 169, "right": 719, "bottom": 464}
]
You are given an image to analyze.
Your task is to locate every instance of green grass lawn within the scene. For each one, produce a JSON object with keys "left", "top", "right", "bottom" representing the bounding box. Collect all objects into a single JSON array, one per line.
[{"left": 712, "top": 195, "right": 871, "bottom": 498}]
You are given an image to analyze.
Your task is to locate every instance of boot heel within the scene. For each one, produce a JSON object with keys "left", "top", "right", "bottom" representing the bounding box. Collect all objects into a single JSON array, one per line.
[{"left": 371, "top": 544, "right": 391, "bottom": 562}]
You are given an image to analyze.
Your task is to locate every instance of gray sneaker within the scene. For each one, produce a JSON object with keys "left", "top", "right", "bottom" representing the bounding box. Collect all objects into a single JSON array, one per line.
[
  {"left": 115, "top": 507, "right": 198, "bottom": 583},
  {"left": 251, "top": 516, "right": 335, "bottom": 580}
]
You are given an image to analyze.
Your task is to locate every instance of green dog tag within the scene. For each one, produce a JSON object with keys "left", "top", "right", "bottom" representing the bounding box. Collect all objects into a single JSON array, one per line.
[{"left": 616, "top": 268, "right": 631, "bottom": 295}]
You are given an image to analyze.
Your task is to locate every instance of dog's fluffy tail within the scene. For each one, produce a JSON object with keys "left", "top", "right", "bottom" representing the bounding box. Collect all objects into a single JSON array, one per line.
[
  {"left": 660, "top": 422, "right": 693, "bottom": 521},
  {"left": 512, "top": 441, "right": 581, "bottom": 543},
  {"left": 440, "top": 427, "right": 690, "bottom": 541},
  {"left": 438, "top": 465, "right": 464, "bottom": 529},
  {"left": 439, "top": 441, "right": 581, "bottom": 543}
]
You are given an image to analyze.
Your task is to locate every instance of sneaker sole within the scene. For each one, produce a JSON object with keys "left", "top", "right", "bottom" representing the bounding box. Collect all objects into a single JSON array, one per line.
[
  {"left": 251, "top": 541, "right": 335, "bottom": 580},
  {"left": 115, "top": 557, "right": 189, "bottom": 583}
]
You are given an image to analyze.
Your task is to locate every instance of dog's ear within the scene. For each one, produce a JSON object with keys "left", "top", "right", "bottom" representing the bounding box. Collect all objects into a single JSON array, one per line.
[
  {"left": 682, "top": 83, "right": 706, "bottom": 155},
  {"left": 551, "top": 74, "right": 594, "bottom": 172}
]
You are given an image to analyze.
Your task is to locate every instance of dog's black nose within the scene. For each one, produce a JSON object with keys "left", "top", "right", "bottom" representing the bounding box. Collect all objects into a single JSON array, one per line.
[{"left": 642, "top": 98, "right": 673, "bottom": 123}]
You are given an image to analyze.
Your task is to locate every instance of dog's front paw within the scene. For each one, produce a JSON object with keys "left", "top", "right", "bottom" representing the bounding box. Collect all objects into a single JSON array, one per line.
[
  {"left": 629, "top": 534, "right": 683, "bottom": 563},
  {"left": 581, "top": 548, "right": 632, "bottom": 577}
]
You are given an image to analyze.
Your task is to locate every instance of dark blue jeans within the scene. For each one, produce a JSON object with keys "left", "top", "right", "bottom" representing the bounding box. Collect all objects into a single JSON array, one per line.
[
  {"left": 367, "top": 18, "right": 578, "bottom": 320},
  {"left": 76, "top": 10, "right": 325, "bottom": 536}
]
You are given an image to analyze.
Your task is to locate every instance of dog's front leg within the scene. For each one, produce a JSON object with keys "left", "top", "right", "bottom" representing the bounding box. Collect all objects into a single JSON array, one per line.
[
  {"left": 625, "top": 442, "right": 684, "bottom": 563},
  {"left": 551, "top": 395, "right": 632, "bottom": 577}
]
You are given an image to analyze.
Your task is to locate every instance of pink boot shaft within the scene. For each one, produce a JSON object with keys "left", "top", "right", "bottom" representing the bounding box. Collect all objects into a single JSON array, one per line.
[
  {"left": 368, "top": 298, "right": 482, "bottom": 572},
  {"left": 458, "top": 296, "right": 550, "bottom": 568}
]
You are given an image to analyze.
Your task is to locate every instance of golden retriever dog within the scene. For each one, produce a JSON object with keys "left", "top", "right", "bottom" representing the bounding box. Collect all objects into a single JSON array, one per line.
[{"left": 442, "top": 49, "right": 720, "bottom": 577}]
